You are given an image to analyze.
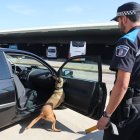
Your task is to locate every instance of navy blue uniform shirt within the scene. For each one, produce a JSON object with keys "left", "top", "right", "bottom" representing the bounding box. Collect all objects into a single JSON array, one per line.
[{"left": 110, "top": 26, "right": 140, "bottom": 88}]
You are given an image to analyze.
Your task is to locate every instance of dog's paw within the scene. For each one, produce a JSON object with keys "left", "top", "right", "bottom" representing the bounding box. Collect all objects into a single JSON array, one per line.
[{"left": 52, "top": 128, "right": 61, "bottom": 132}]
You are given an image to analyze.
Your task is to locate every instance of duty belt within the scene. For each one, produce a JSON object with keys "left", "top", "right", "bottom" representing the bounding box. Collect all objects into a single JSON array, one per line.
[
  {"left": 123, "top": 87, "right": 140, "bottom": 103},
  {"left": 131, "top": 88, "right": 140, "bottom": 103},
  {"left": 132, "top": 96, "right": 140, "bottom": 104},
  {"left": 133, "top": 88, "right": 140, "bottom": 97}
]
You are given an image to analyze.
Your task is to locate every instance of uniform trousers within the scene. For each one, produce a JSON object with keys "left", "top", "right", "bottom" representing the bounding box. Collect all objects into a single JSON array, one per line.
[{"left": 103, "top": 102, "right": 140, "bottom": 140}]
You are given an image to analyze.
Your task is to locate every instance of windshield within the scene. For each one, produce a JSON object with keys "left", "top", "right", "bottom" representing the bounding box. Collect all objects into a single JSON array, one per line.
[
  {"left": 48, "top": 49, "right": 56, "bottom": 53},
  {"left": 72, "top": 41, "right": 85, "bottom": 47}
]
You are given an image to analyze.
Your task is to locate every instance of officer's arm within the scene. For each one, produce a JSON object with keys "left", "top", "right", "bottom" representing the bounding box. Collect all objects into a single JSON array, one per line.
[{"left": 105, "top": 69, "right": 131, "bottom": 116}]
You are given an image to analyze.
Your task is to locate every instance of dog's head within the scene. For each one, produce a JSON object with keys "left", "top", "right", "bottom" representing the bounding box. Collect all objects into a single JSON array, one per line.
[{"left": 53, "top": 76, "right": 64, "bottom": 89}]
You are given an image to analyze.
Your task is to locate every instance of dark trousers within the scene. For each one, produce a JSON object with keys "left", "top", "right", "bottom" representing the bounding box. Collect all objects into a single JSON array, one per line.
[
  {"left": 103, "top": 123, "right": 140, "bottom": 140},
  {"left": 103, "top": 104, "right": 140, "bottom": 140}
]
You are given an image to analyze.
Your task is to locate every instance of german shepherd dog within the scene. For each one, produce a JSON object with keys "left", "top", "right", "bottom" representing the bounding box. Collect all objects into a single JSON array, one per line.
[{"left": 26, "top": 76, "right": 65, "bottom": 132}]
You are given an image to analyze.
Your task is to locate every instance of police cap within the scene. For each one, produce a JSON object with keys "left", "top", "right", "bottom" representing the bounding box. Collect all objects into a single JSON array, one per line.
[{"left": 111, "top": 2, "right": 140, "bottom": 21}]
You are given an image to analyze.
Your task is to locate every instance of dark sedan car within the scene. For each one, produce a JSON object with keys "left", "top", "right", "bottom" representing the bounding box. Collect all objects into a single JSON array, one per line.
[{"left": 0, "top": 48, "right": 107, "bottom": 129}]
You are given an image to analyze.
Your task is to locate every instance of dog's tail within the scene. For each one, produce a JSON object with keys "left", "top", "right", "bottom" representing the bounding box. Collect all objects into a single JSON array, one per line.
[{"left": 26, "top": 115, "right": 42, "bottom": 129}]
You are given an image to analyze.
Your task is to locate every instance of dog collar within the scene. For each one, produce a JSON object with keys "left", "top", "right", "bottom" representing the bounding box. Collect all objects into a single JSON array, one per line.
[{"left": 55, "top": 87, "right": 63, "bottom": 90}]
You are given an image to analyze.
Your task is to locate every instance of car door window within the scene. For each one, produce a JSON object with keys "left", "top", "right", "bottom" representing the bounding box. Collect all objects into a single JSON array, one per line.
[
  {"left": 58, "top": 56, "right": 106, "bottom": 119},
  {"left": 5, "top": 52, "right": 55, "bottom": 91},
  {"left": 4, "top": 52, "right": 56, "bottom": 111},
  {"left": 0, "top": 51, "right": 11, "bottom": 79},
  {"left": 61, "top": 57, "right": 99, "bottom": 81},
  {"left": 5, "top": 53, "right": 48, "bottom": 70}
]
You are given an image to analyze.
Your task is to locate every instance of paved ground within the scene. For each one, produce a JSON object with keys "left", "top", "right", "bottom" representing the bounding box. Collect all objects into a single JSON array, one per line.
[
  {"left": 0, "top": 109, "right": 104, "bottom": 140},
  {"left": 0, "top": 60, "right": 115, "bottom": 140}
]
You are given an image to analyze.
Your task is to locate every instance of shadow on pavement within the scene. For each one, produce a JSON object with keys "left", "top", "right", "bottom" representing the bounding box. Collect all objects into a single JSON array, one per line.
[
  {"left": 76, "top": 130, "right": 103, "bottom": 140},
  {"left": 19, "top": 116, "right": 75, "bottom": 134}
]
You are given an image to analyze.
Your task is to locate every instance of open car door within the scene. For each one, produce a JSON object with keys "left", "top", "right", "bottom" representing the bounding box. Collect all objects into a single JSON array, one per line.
[{"left": 58, "top": 55, "right": 107, "bottom": 120}]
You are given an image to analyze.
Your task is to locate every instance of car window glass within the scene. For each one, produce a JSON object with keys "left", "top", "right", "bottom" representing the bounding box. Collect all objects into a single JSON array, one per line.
[
  {"left": 72, "top": 41, "right": 85, "bottom": 47},
  {"left": 61, "top": 57, "right": 98, "bottom": 81},
  {"left": 48, "top": 49, "right": 56, "bottom": 52},
  {"left": 0, "top": 52, "right": 11, "bottom": 79},
  {"left": 5, "top": 53, "right": 48, "bottom": 70}
]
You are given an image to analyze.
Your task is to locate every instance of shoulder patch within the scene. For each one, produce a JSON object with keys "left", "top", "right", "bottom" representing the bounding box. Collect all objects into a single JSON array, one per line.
[{"left": 116, "top": 45, "right": 129, "bottom": 57}]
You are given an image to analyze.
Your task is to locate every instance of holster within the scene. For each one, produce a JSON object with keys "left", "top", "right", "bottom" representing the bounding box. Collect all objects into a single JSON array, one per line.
[
  {"left": 111, "top": 88, "right": 138, "bottom": 128},
  {"left": 122, "top": 87, "right": 134, "bottom": 119}
]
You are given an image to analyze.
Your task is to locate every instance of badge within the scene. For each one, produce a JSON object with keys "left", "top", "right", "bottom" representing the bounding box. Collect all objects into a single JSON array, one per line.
[{"left": 116, "top": 45, "right": 129, "bottom": 57}]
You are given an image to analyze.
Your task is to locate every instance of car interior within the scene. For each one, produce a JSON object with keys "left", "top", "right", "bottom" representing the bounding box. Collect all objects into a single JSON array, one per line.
[
  {"left": 6, "top": 54, "right": 55, "bottom": 112},
  {"left": 5, "top": 51, "right": 107, "bottom": 120}
]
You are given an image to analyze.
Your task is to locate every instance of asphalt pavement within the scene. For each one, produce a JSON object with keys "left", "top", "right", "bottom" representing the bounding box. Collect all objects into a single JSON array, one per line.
[{"left": 0, "top": 108, "right": 104, "bottom": 140}]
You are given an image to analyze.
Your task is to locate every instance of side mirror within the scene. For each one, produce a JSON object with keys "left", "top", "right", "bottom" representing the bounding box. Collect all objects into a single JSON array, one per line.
[{"left": 62, "top": 70, "right": 73, "bottom": 78}]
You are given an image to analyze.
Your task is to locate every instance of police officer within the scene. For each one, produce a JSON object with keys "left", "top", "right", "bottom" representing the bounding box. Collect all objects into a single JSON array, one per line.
[{"left": 97, "top": 2, "right": 140, "bottom": 140}]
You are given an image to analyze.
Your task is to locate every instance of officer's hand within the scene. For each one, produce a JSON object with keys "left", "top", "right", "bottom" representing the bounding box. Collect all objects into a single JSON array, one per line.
[{"left": 96, "top": 117, "right": 110, "bottom": 130}]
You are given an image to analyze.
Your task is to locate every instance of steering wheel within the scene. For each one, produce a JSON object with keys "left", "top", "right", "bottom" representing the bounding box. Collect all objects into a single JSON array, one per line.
[{"left": 18, "top": 68, "right": 31, "bottom": 81}]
